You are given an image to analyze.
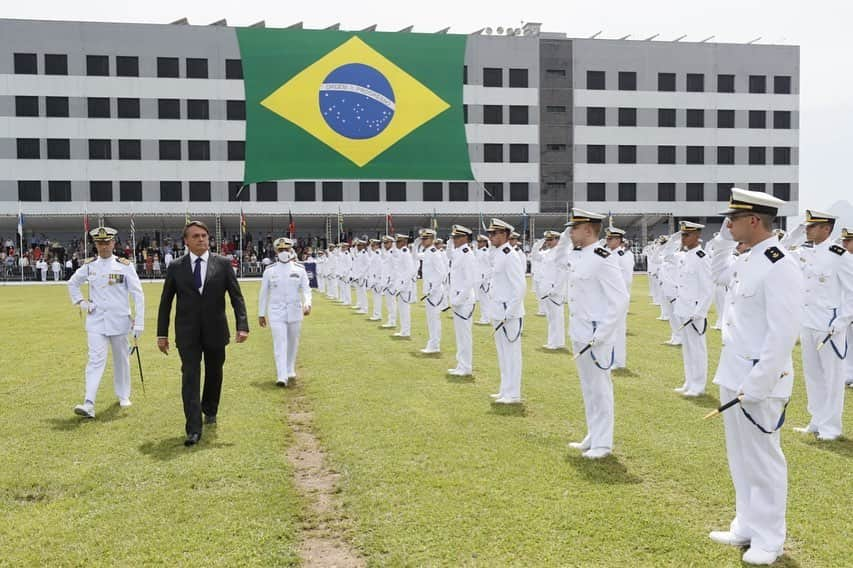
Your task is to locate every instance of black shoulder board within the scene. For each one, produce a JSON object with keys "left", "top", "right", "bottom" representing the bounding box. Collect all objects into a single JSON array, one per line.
[
  {"left": 402, "top": 247, "right": 408, "bottom": 252},
  {"left": 696, "top": 250, "right": 706, "bottom": 258},
  {"left": 573, "top": 246, "right": 582, "bottom": 251},
  {"left": 617, "top": 250, "right": 625, "bottom": 256},
  {"left": 764, "top": 246, "right": 784, "bottom": 263},
  {"left": 462, "top": 247, "right": 469, "bottom": 253},
  {"left": 430, "top": 247, "right": 436, "bottom": 252},
  {"left": 830, "top": 244, "right": 845, "bottom": 256},
  {"left": 503, "top": 246, "right": 511, "bottom": 255},
  {"left": 594, "top": 247, "right": 610, "bottom": 258}
]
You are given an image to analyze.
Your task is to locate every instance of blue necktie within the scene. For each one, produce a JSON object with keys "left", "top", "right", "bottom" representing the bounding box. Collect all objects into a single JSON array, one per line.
[{"left": 193, "top": 257, "right": 202, "bottom": 291}]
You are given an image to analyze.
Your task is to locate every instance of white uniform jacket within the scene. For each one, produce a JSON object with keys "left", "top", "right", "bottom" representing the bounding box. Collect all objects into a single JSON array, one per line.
[
  {"left": 258, "top": 261, "right": 312, "bottom": 323},
  {"left": 68, "top": 256, "right": 144, "bottom": 336},
  {"left": 485, "top": 243, "right": 526, "bottom": 320},
  {"left": 674, "top": 246, "right": 714, "bottom": 320}
]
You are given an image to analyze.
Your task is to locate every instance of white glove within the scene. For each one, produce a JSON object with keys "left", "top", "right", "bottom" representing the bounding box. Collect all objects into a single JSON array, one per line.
[
  {"left": 718, "top": 222, "right": 734, "bottom": 242},
  {"left": 79, "top": 300, "right": 95, "bottom": 313},
  {"left": 133, "top": 327, "right": 143, "bottom": 338},
  {"left": 739, "top": 392, "right": 762, "bottom": 405}
]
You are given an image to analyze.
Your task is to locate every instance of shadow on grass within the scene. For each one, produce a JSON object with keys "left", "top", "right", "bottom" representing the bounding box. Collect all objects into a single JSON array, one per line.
[
  {"left": 410, "top": 351, "right": 442, "bottom": 359},
  {"left": 803, "top": 436, "right": 853, "bottom": 459},
  {"left": 46, "top": 403, "right": 127, "bottom": 431},
  {"left": 138, "top": 426, "right": 234, "bottom": 461},
  {"left": 612, "top": 368, "right": 638, "bottom": 378},
  {"left": 445, "top": 374, "right": 475, "bottom": 384},
  {"left": 488, "top": 403, "right": 527, "bottom": 418},
  {"left": 389, "top": 335, "right": 412, "bottom": 341},
  {"left": 536, "top": 347, "right": 570, "bottom": 354},
  {"left": 772, "top": 554, "right": 802, "bottom": 568},
  {"left": 682, "top": 393, "right": 720, "bottom": 409},
  {"left": 564, "top": 454, "right": 642, "bottom": 485},
  {"left": 250, "top": 380, "right": 284, "bottom": 392}
]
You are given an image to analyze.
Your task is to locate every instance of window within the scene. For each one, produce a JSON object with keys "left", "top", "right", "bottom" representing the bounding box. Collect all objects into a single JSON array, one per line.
[
  {"left": 157, "top": 57, "right": 179, "bottom": 78},
  {"left": 158, "top": 99, "right": 180, "bottom": 119},
  {"left": 225, "top": 59, "right": 243, "bottom": 79},
  {"left": 717, "top": 109, "right": 735, "bottom": 128},
  {"left": 116, "top": 56, "right": 139, "bottom": 77},
  {"left": 86, "top": 55, "right": 109, "bottom": 76},
  {"left": 773, "top": 183, "right": 791, "bottom": 200},
  {"left": 120, "top": 181, "right": 142, "bottom": 201},
  {"left": 717, "top": 74, "right": 735, "bottom": 93},
  {"left": 749, "top": 110, "right": 766, "bottom": 128},
  {"left": 483, "top": 68, "right": 502, "bottom": 87},
  {"left": 587, "top": 70, "right": 605, "bottom": 89},
  {"left": 160, "top": 181, "right": 182, "bottom": 201},
  {"left": 90, "top": 181, "right": 113, "bottom": 201},
  {"left": 587, "top": 145, "right": 606, "bottom": 164},
  {"left": 686, "top": 109, "right": 704, "bottom": 127},
  {"left": 117, "top": 98, "right": 140, "bottom": 119},
  {"left": 546, "top": 105, "right": 567, "bottom": 113},
  {"left": 359, "top": 181, "right": 379, "bottom": 202},
  {"left": 294, "top": 181, "right": 315, "bottom": 201},
  {"left": 188, "top": 140, "right": 210, "bottom": 161},
  {"left": 618, "top": 107, "right": 637, "bottom": 126},
  {"left": 386, "top": 182, "right": 406, "bottom": 201},
  {"left": 227, "top": 100, "right": 246, "bottom": 120},
  {"left": 587, "top": 107, "right": 606, "bottom": 126},
  {"left": 186, "top": 58, "right": 208, "bottom": 79},
  {"left": 658, "top": 146, "right": 676, "bottom": 164},
  {"left": 773, "top": 111, "right": 791, "bottom": 129},
  {"left": 14, "top": 53, "right": 37, "bottom": 74},
  {"left": 508, "top": 68, "right": 528, "bottom": 88},
  {"left": 159, "top": 140, "right": 181, "bottom": 160},
  {"left": 686, "top": 73, "right": 704, "bottom": 92},
  {"left": 587, "top": 183, "right": 606, "bottom": 201},
  {"left": 484, "top": 144, "right": 503, "bottom": 163},
  {"left": 484, "top": 182, "right": 503, "bottom": 201},
  {"left": 686, "top": 183, "right": 704, "bottom": 201},
  {"left": 658, "top": 72, "right": 676, "bottom": 91},
  {"left": 463, "top": 66, "right": 467, "bottom": 84},
  {"left": 717, "top": 146, "right": 735, "bottom": 165},
  {"left": 88, "top": 139, "right": 112, "bottom": 160},
  {"left": 229, "top": 182, "right": 249, "bottom": 202},
  {"left": 774, "top": 76, "right": 792, "bottom": 94},
  {"left": 423, "top": 182, "right": 442, "bottom": 201},
  {"left": 258, "top": 182, "right": 278, "bottom": 201},
  {"left": 748, "top": 183, "right": 766, "bottom": 193},
  {"left": 618, "top": 71, "right": 636, "bottom": 90},
  {"left": 187, "top": 99, "right": 209, "bottom": 120},
  {"left": 449, "top": 182, "right": 468, "bottom": 201},
  {"left": 509, "top": 182, "right": 529, "bottom": 201},
  {"left": 88, "top": 97, "right": 111, "bottom": 118},
  {"left": 686, "top": 146, "right": 704, "bottom": 164},
  {"left": 618, "top": 145, "right": 637, "bottom": 164},
  {"left": 17, "top": 138, "right": 40, "bottom": 159},
  {"left": 748, "top": 75, "right": 766, "bottom": 93},
  {"left": 748, "top": 147, "right": 766, "bottom": 165},
  {"left": 546, "top": 144, "right": 567, "bottom": 152},
  {"left": 44, "top": 54, "right": 68, "bottom": 75},
  {"left": 322, "top": 181, "right": 342, "bottom": 201},
  {"left": 717, "top": 183, "right": 733, "bottom": 201},
  {"left": 227, "top": 141, "right": 245, "bottom": 161},
  {"left": 658, "top": 183, "right": 676, "bottom": 201},
  {"left": 509, "top": 144, "right": 529, "bottom": 163},
  {"left": 773, "top": 147, "right": 791, "bottom": 165},
  {"left": 46, "top": 96, "right": 69, "bottom": 117},
  {"left": 463, "top": 105, "right": 467, "bottom": 124},
  {"left": 48, "top": 181, "right": 72, "bottom": 202},
  {"left": 509, "top": 105, "right": 529, "bottom": 125},
  {"left": 658, "top": 108, "right": 676, "bottom": 127},
  {"left": 483, "top": 105, "right": 503, "bottom": 124},
  {"left": 18, "top": 181, "right": 41, "bottom": 201},
  {"left": 15, "top": 96, "right": 39, "bottom": 117},
  {"left": 545, "top": 69, "right": 567, "bottom": 77},
  {"left": 189, "top": 181, "right": 211, "bottom": 201},
  {"left": 47, "top": 139, "right": 70, "bottom": 159},
  {"left": 618, "top": 183, "right": 636, "bottom": 201}
]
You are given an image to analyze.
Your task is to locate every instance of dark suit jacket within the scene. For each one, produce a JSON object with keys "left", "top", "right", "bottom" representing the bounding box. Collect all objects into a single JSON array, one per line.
[{"left": 157, "top": 253, "right": 249, "bottom": 349}]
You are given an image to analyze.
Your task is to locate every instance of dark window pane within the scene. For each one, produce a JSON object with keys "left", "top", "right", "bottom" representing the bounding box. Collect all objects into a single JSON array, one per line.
[
  {"left": 686, "top": 109, "right": 704, "bottom": 127},
  {"left": 546, "top": 144, "right": 567, "bottom": 152},
  {"left": 483, "top": 105, "right": 503, "bottom": 124},
  {"left": 587, "top": 145, "right": 605, "bottom": 164},
  {"left": 618, "top": 71, "right": 636, "bottom": 91},
  {"left": 46, "top": 96, "right": 69, "bottom": 117},
  {"left": 157, "top": 57, "right": 179, "bottom": 78},
  {"left": 686, "top": 146, "right": 704, "bottom": 164},
  {"left": 227, "top": 141, "right": 245, "bottom": 161},
  {"left": 47, "top": 138, "right": 70, "bottom": 159},
  {"left": 773, "top": 147, "right": 791, "bottom": 165},
  {"left": 16, "top": 96, "right": 39, "bottom": 117},
  {"left": 587, "top": 183, "right": 605, "bottom": 201},
  {"left": 509, "top": 144, "right": 528, "bottom": 163},
  {"left": 748, "top": 147, "right": 766, "bottom": 165},
  {"left": 658, "top": 72, "right": 676, "bottom": 91},
  {"left": 463, "top": 65, "right": 467, "bottom": 84},
  {"left": 120, "top": 181, "right": 142, "bottom": 201},
  {"left": 44, "top": 54, "right": 68, "bottom": 75},
  {"left": 227, "top": 100, "right": 246, "bottom": 120},
  {"left": 258, "top": 181, "right": 278, "bottom": 202},
  {"left": 509, "top": 182, "right": 528, "bottom": 201},
  {"left": 483, "top": 68, "right": 502, "bottom": 87},
  {"left": 587, "top": 70, "right": 605, "bottom": 89},
  {"left": 86, "top": 55, "right": 109, "bottom": 76},
  {"left": 618, "top": 183, "right": 636, "bottom": 201},
  {"left": 508, "top": 68, "right": 528, "bottom": 88},
  {"left": 774, "top": 76, "right": 792, "bottom": 94},
  {"left": 14, "top": 53, "right": 37, "bottom": 74},
  {"left": 116, "top": 56, "right": 139, "bottom": 77},
  {"left": 159, "top": 140, "right": 181, "bottom": 160},
  {"left": 717, "top": 109, "right": 735, "bottom": 128},
  {"left": 484, "top": 182, "right": 503, "bottom": 201},
  {"left": 48, "top": 181, "right": 72, "bottom": 202},
  {"left": 160, "top": 181, "right": 182, "bottom": 201},
  {"left": 294, "top": 181, "right": 315, "bottom": 202},
  {"left": 88, "top": 139, "right": 112, "bottom": 160},
  {"left": 658, "top": 183, "right": 676, "bottom": 201},
  {"left": 717, "top": 74, "right": 735, "bottom": 93},
  {"left": 189, "top": 181, "right": 211, "bottom": 201},
  {"left": 188, "top": 140, "right": 211, "bottom": 161},
  {"left": 749, "top": 75, "right": 766, "bottom": 93},
  {"left": 773, "top": 111, "right": 791, "bottom": 129},
  {"left": 187, "top": 99, "right": 209, "bottom": 120},
  {"left": 229, "top": 182, "right": 250, "bottom": 202},
  {"left": 749, "top": 110, "right": 766, "bottom": 128},
  {"left": 686, "top": 183, "right": 704, "bottom": 201},
  {"left": 17, "top": 138, "right": 40, "bottom": 159},
  {"left": 717, "top": 146, "right": 735, "bottom": 165},
  {"left": 423, "top": 182, "right": 442, "bottom": 201},
  {"left": 658, "top": 146, "right": 676, "bottom": 164},
  {"left": 18, "top": 180, "right": 41, "bottom": 201},
  {"left": 158, "top": 99, "right": 180, "bottom": 119},
  {"left": 484, "top": 144, "right": 503, "bottom": 163},
  {"left": 88, "top": 97, "right": 111, "bottom": 118},
  {"left": 359, "top": 181, "right": 380, "bottom": 202},
  {"left": 618, "top": 145, "right": 636, "bottom": 164},
  {"left": 748, "top": 183, "right": 766, "bottom": 193},
  {"left": 449, "top": 182, "right": 468, "bottom": 201},
  {"left": 186, "top": 58, "right": 208, "bottom": 79},
  {"left": 587, "top": 107, "right": 606, "bottom": 126},
  {"left": 116, "top": 98, "right": 140, "bottom": 118},
  {"left": 545, "top": 69, "right": 567, "bottom": 77},
  {"left": 618, "top": 107, "right": 636, "bottom": 126},
  {"left": 773, "top": 183, "right": 791, "bottom": 200},
  {"left": 386, "top": 182, "right": 406, "bottom": 201},
  {"left": 225, "top": 59, "right": 243, "bottom": 79},
  {"left": 90, "top": 181, "right": 112, "bottom": 202},
  {"left": 717, "top": 183, "right": 733, "bottom": 201},
  {"left": 658, "top": 108, "right": 676, "bottom": 127},
  {"left": 509, "top": 105, "right": 528, "bottom": 124},
  {"left": 322, "top": 181, "right": 342, "bottom": 202},
  {"left": 546, "top": 105, "right": 567, "bottom": 113},
  {"left": 686, "top": 73, "right": 704, "bottom": 92}
]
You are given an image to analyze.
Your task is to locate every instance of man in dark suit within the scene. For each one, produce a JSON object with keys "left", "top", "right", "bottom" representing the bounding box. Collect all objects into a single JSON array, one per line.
[{"left": 157, "top": 221, "right": 249, "bottom": 446}]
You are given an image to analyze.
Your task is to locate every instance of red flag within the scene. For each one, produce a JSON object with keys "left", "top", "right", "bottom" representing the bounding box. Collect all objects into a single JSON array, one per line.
[
  {"left": 83, "top": 214, "right": 90, "bottom": 232},
  {"left": 288, "top": 210, "right": 295, "bottom": 238},
  {"left": 387, "top": 212, "right": 395, "bottom": 236}
]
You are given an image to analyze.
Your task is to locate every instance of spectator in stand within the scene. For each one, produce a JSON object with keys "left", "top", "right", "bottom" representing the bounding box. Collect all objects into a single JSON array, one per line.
[
  {"left": 164, "top": 250, "right": 174, "bottom": 268},
  {"left": 65, "top": 257, "right": 73, "bottom": 279},
  {"left": 51, "top": 258, "right": 62, "bottom": 280},
  {"left": 145, "top": 253, "right": 153, "bottom": 276},
  {"left": 36, "top": 258, "right": 48, "bottom": 281},
  {"left": 153, "top": 254, "right": 162, "bottom": 278}
]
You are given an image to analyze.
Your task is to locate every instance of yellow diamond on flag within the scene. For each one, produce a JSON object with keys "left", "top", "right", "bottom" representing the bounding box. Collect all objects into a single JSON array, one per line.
[{"left": 261, "top": 36, "right": 450, "bottom": 167}]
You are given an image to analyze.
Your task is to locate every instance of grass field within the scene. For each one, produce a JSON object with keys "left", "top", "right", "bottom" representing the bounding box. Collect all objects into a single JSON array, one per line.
[{"left": 0, "top": 276, "right": 850, "bottom": 567}]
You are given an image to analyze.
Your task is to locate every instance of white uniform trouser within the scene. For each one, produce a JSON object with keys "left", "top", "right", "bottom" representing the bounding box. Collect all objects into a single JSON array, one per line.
[
  {"left": 713, "top": 284, "right": 727, "bottom": 327},
  {"left": 40, "top": 269, "right": 47, "bottom": 281},
  {"left": 475, "top": 286, "right": 490, "bottom": 324},
  {"left": 800, "top": 328, "right": 846, "bottom": 438},
  {"left": 85, "top": 333, "right": 131, "bottom": 404},
  {"left": 339, "top": 281, "right": 352, "bottom": 305},
  {"left": 384, "top": 290, "right": 397, "bottom": 325},
  {"left": 270, "top": 321, "right": 302, "bottom": 379},
  {"left": 424, "top": 298, "right": 442, "bottom": 350},
  {"left": 452, "top": 303, "right": 474, "bottom": 373},
  {"left": 679, "top": 317, "right": 708, "bottom": 393},
  {"left": 846, "top": 325, "right": 853, "bottom": 385},
  {"left": 397, "top": 290, "right": 412, "bottom": 335},
  {"left": 317, "top": 275, "right": 326, "bottom": 293},
  {"left": 662, "top": 299, "right": 682, "bottom": 342},
  {"left": 573, "top": 341, "right": 615, "bottom": 451},
  {"left": 544, "top": 297, "right": 566, "bottom": 348},
  {"left": 371, "top": 288, "right": 383, "bottom": 320},
  {"left": 494, "top": 318, "right": 523, "bottom": 399},
  {"left": 53, "top": 270, "right": 61, "bottom": 281},
  {"left": 326, "top": 277, "right": 337, "bottom": 299},
  {"left": 356, "top": 285, "right": 368, "bottom": 311},
  {"left": 720, "top": 386, "right": 787, "bottom": 554},
  {"left": 536, "top": 298, "right": 546, "bottom": 315}
]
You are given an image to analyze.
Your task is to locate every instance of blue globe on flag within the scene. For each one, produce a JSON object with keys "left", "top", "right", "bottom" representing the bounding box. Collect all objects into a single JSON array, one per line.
[{"left": 319, "top": 63, "right": 396, "bottom": 140}]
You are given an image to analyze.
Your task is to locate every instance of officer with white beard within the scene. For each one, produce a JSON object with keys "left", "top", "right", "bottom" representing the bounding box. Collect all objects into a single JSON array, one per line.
[
  {"left": 530, "top": 230, "right": 567, "bottom": 350},
  {"left": 708, "top": 188, "right": 803, "bottom": 566},
  {"left": 560, "top": 210, "right": 629, "bottom": 459},
  {"left": 392, "top": 234, "right": 416, "bottom": 338},
  {"left": 417, "top": 228, "right": 448, "bottom": 353},
  {"left": 789, "top": 210, "right": 853, "bottom": 440},
  {"left": 474, "top": 235, "right": 492, "bottom": 325},
  {"left": 379, "top": 236, "right": 398, "bottom": 329},
  {"left": 446, "top": 225, "right": 477, "bottom": 376},
  {"left": 604, "top": 227, "right": 633, "bottom": 368},
  {"left": 68, "top": 226, "right": 144, "bottom": 418},
  {"left": 672, "top": 221, "right": 713, "bottom": 396},
  {"left": 258, "top": 238, "right": 311, "bottom": 387}
]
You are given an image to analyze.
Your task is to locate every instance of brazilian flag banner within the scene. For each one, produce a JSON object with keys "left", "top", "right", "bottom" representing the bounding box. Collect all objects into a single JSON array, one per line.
[{"left": 237, "top": 28, "right": 473, "bottom": 183}]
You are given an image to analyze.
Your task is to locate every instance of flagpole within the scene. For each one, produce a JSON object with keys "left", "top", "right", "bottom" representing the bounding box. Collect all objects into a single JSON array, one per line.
[
  {"left": 83, "top": 202, "right": 88, "bottom": 259},
  {"left": 18, "top": 202, "right": 23, "bottom": 282},
  {"left": 385, "top": 208, "right": 389, "bottom": 236},
  {"left": 239, "top": 211, "right": 244, "bottom": 279},
  {"left": 130, "top": 213, "right": 137, "bottom": 269}
]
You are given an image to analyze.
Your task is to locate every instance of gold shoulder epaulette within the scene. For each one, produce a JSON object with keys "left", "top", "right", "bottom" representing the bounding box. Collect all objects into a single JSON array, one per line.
[
  {"left": 118, "top": 257, "right": 131, "bottom": 265},
  {"left": 83, "top": 257, "right": 95, "bottom": 264}
]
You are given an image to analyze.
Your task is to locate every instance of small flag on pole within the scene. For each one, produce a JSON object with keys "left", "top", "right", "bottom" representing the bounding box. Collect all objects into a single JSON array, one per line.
[
  {"left": 83, "top": 212, "right": 90, "bottom": 233},
  {"left": 184, "top": 210, "right": 191, "bottom": 226},
  {"left": 17, "top": 208, "right": 24, "bottom": 238},
  {"left": 387, "top": 212, "right": 395, "bottom": 236},
  {"left": 288, "top": 210, "right": 295, "bottom": 238},
  {"left": 130, "top": 214, "right": 136, "bottom": 239},
  {"left": 240, "top": 209, "right": 247, "bottom": 234}
]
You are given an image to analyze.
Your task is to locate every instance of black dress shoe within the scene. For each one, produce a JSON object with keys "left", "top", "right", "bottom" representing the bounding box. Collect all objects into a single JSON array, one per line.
[
  {"left": 184, "top": 432, "right": 201, "bottom": 446},
  {"left": 204, "top": 414, "right": 217, "bottom": 425}
]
